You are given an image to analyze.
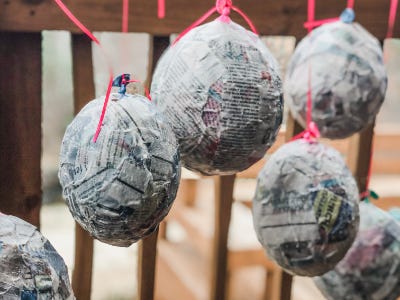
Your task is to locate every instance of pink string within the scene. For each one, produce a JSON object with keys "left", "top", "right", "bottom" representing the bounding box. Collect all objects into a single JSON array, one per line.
[
  {"left": 173, "top": 7, "right": 217, "bottom": 45},
  {"left": 122, "top": 0, "right": 129, "bottom": 32},
  {"left": 173, "top": 0, "right": 258, "bottom": 45},
  {"left": 304, "top": 18, "right": 340, "bottom": 31},
  {"left": 347, "top": 0, "right": 355, "bottom": 9},
  {"left": 307, "top": 0, "right": 315, "bottom": 33},
  {"left": 53, "top": 0, "right": 114, "bottom": 143},
  {"left": 158, "top": 0, "right": 165, "bottom": 19},
  {"left": 54, "top": 0, "right": 100, "bottom": 45},
  {"left": 387, "top": 0, "right": 399, "bottom": 38},
  {"left": 231, "top": 6, "right": 259, "bottom": 34},
  {"left": 290, "top": 51, "right": 321, "bottom": 143},
  {"left": 54, "top": 0, "right": 147, "bottom": 143},
  {"left": 304, "top": 0, "right": 355, "bottom": 31},
  {"left": 93, "top": 79, "right": 113, "bottom": 142},
  {"left": 306, "top": 65, "right": 312, "bottom": 126}
]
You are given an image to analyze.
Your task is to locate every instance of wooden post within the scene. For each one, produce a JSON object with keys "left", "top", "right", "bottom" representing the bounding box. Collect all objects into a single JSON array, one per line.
[
  {"left": 277, "top": 112, "right": 305, "bottom": 300},
  {"left": 264, "top": 268, "right": 282, "bottom": 300},
  {"left": 137, "top": 35, "right": 170, "bottom": 300},
  {"left": 210, "top": 174, "right": 236, "bottom": 300},
  {"left": 0, "top": 32, "right": 42, "bottom": 228},
  {"left": 347, "top": 121, "right": 375, "bottom": 192},
  {"left": 138, "top": 228, "right": 159, "bottom": 300},
  {"left": 71, "top": 34, "right": 95, "bottom": 300}
]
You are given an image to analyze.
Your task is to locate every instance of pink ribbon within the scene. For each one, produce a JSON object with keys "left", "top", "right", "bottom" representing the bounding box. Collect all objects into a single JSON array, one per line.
[
  {"left": 54, "top": 0, "right": 147, "bottom": 143},
  {"left": 122, "top": 0, "right": 129, "bottom": 32},
  {"left": 173, "top": 0, "right": 258, "bottom": 45},
  {"left": 304, "top": 0, "right": 355, "bottom": 31},
  {"left": 158, "top": 0, "right": 165, "bottom": 19},
  {"left": 387, "top": 0, "right": 399, "bottom": 38}
]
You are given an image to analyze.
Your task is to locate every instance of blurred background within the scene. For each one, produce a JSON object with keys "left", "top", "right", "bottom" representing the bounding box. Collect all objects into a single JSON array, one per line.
[{"left": 41, "top": 31, "right": 400, "bottom": 300}]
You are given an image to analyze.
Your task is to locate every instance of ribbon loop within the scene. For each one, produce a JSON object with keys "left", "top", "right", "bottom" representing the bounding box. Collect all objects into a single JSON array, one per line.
[
  {"left": 291, "top": 121, "right": 320, "bottom": 143},
  {"left": 173, "top": 0, "right": 258, "bottom": 45}
]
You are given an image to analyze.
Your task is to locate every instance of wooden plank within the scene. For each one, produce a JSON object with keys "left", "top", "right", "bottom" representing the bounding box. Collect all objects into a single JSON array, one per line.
[
  {"left": 175, "top": 178, "right": 198, "bottom": 207},
  {"left": 1, "top": 0, "right": 398, "bottom": 39},
  {"left": 228, "top": 249, "right": 277, "bottom": 271},
  {"left": 285, "top": 113, "right": 304, "bottom": 142},
  {"left": 347, "top": 122, "right": 375, "bottom": 193},
  {"left": 210, "top": 175, "right": 236, "bottom": 300},
  {"left": 137, "top": 35, "right": 170, "bottom": 300},
  {"left": 277, "top": 112, "right": 304, "bottom": 300},
  {"left": 138, "top": 228, "right": 159, "bottom": 300},
  {"left": 0, "top": 32, "right": 42, "bottom": 228},
  {"left": 264, "top": 268, "right": 283, "bottom": 300},
  {"left": 72, "top": 224, "right": 94, "bottom": 299},
  {"left": 155, "top": 241, "right": 198, "bottom": 300},
  {"left": 71, "top": 33, "right": 95, "bottom": 300},
  {"left": 156, "top": 239, "right": 206, "bottom": 300},
  {"left": 238, "top": 129, "right": 400, "bottom": 178}
]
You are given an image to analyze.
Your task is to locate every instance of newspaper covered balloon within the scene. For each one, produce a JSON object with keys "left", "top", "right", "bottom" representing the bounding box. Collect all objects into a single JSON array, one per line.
[
  {"left": 314, "top": 202, "right": 400, "bottom": 300},
  {"left": 285, "top": 19, "right": 387, "bottom": 139},
  {"left": 151, "top": 19, "right": 283, "bottom": 175},
  {"left": 252, "top": 139, "right": 359, "bottom": 276},
  {"left": 0, "top": 214, "right": 74, "bottom": 299},
  {"left": 59, "top": 89, "right": 181, "bottom": 247}
]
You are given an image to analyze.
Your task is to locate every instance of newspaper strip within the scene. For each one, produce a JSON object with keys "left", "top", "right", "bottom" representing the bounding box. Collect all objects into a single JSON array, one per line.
[
  {"left": 151, "top": 19, "right": 283, "bottom": 175},
  {"left": 59, "top": 93, "right": 181, "bottom": 247},
  {"left": 252, "top": 139, "right": 359, "bottom": 276},
  {"left": 285, "top": 21, "right": 387, "bottom": 139},
  {"left": 0, "top": 214, "right": 75, "bottom": 299},
  {"left": 314, "top": 202, "right": 400, "bottom": 300}
]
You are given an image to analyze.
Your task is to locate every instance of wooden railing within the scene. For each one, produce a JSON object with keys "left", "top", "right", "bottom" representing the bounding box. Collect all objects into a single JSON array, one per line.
[{"left": 1, "top": 1, "right": 398, "bottom": 299}]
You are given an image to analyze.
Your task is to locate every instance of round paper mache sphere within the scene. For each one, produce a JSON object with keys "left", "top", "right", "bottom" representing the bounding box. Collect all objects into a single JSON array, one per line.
[
  {"left": 314, "top": 202, "right": 400, "bottom": 300},
  {"left": 252, "top": 139, "right": 359, "bottom": 276},
  {"left": 59, "top": 93, "right": 181, "bottom": 247},
  {"left": 0, "top": 214, "right": 74, "bottom": 299},
  {"left": 151, "top": 19, "right": 283, "bottom": 175},
  {"left": 285, "top": 21, "right": 387, "bottom": 139}
]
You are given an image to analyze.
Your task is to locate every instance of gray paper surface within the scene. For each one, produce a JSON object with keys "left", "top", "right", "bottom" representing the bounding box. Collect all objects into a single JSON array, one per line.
[
  {"left": 59, "top": 93, "right": 181, "bottom": 247},
  {"left": 252, "top": 139, "right": 359, "bottom": 276},
  {"left": 314, "top": 202, "right": 400, "bottom": 300},
  {"left": 151, "top": 19, "right": 283, "bottom": 175},
  {"left": 285, "top": 21, "right": 387, "bottom": 139},
  {"left": 0, "top": 214, "right": 74, "bottom": 299}
]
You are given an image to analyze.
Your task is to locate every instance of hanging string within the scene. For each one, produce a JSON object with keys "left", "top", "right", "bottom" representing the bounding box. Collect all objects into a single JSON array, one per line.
[
  {"left": 53, "top": 0, "right": 114, "bottom": 143},
  {"left": 347, "top": 0, "right": 355, "bottom": 9},
  {"left": 173, "top": 0, "right": 258, "bottom": 45},
  {"left": 293, "top": 0, "right": 358, "bottom": 142},
  {"left": 158, "top": 0, "right": 165, "bottom": 19},
  {"left": 54, "top": 0, "right": 147, "bottom": 143},
  {"left": 387, "top": 0, "right": 399, "bottom": 38},
  {"left": 290, "top": 63, "right": 320, "bottom": 143},
  {"left": 304, "top": 0, "right": 355, "bottom": 31},
  {"left": 122, "top": 0, "right": 129, "bottom": 32}
]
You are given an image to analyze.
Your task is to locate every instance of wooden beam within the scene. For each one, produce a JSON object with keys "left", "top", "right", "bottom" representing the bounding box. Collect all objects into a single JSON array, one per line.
[
  {"left": 0, "top": 0, "right": 398, "bottom": 39},
  {"left": 138, "top": 228, "right": 159, "bottom": 300},
  {"left": 210, "top": 175, "right": 236, "bottom": 300},
  {"left": 0, "top": 32, "right": 42, "bottom": 228},
  {"left": 71, "top": 33, "right": 95, "bottom": 300}
]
